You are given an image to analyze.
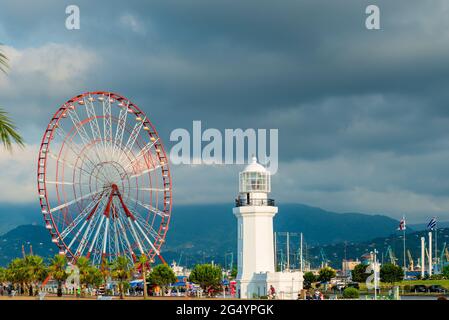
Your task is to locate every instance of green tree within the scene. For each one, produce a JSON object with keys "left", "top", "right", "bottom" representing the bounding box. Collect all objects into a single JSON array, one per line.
[
  {"left": 230, "top": 266, "right": 237, "bottom": 279},
  {"left": 318, "top": 266, "right": 336, "bottom": 283},
  {"left": 76, "top": 256, "right": 102, "bottom": 296},
  {"left": 100, "top": 257, "right": 111, "bottom": 287},
  {"left": 303, "top": 272, "right": 316, "bottom": 289},
  {"left": 0, "top": 267, "right": 7, "bottom": 285},
  {"left": 0, "top": 47, "right": 24, "bottom": 151},
  {"left": 188, "top": 264, "right": 222, "bottom": 294},
  {"left": 76, "top": 256, "right": 92, "bottom": 296},
  {"left": 380, "top": 263, "right": 404, "bottom": 285},
  {"left": 351, "top": 264, "right": 370, "bottom": 283},
  {"left": 86, "top": 266, "right": 103, "bottom": 291},
  {"left": 442, "top": 265, "right": 449, "bottom": 279},
  {"left": 147, "top": 263, "right": 177, "bottom": 296},
  {"left": 7, "top": 258, "right": 27, "bottom": 294},
  {"left": 135, "top": 255, "right": 150, "bottom": 299},
  {"left": 342, "top": 287, "right": 360, "bottom": 299},
  {"left": 111, "top": 256, "right": 134, "bottom": 299},
  {"left": 48, "top": 254, "right": 68, "bottom": 297},
  {"left": 24, "top": 255, "right": 48, "bottom": 296}
]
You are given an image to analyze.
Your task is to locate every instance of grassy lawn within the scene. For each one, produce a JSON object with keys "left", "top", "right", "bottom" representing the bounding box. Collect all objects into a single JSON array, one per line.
[
  {"left": 358, "top": 279, "right": 449, "bottom": 291},
  {"left": 354, "top": 279, "right": 449, "bottom": 296}
]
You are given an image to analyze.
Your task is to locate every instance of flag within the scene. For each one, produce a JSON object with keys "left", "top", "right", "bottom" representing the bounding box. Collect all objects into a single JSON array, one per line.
[
  {"left": 427, "top": 217, "right": 437, "bottom": 231},
  {"left": 398, "top": 217, "right": 406, "bottom": 231}
]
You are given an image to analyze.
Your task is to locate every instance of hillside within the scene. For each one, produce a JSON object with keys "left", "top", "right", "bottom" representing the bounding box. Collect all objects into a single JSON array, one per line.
[{"left": 0, "top": 203, "right": 401, "bottom": 267}]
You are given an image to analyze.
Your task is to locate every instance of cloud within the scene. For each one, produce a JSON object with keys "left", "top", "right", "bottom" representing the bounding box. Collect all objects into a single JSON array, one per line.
[
  {"left": 1, "top": 1, "right": 449, "bottom": 224},
  {"left": 0, "top": 43, "right": 97, "bottom": 97},
  {"left": 119, "top": 13, "right": 146, "bottom": 35},
  {"left": 0, "top": 145, "right": 37, "bottom": 203}
]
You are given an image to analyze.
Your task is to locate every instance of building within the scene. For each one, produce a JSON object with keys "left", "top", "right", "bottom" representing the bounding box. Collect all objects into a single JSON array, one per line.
[{"left": 233, "top": 156, "right": 303, "bottom": 299}]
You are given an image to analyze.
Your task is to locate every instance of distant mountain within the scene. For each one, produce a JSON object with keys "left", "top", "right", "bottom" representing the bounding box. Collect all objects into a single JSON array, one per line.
[
  {"left": 0, "top": 203, "right": 43, "bottom": 235},
  {"left": 0, "top": 203, "right": 401, "bottom": 267},
  {"left": 0, "top": 225, "right": 56, "bottom": 266}
]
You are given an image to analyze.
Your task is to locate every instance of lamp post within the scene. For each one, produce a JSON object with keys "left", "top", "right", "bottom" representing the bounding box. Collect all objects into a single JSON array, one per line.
[{"left": 371, "top": 249, "right": 379, "bottom": 300}]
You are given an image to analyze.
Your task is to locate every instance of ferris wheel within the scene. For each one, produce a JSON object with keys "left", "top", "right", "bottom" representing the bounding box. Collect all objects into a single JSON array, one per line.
[{"left": 37, "top": 91, "right": 172, "bottom": 266}]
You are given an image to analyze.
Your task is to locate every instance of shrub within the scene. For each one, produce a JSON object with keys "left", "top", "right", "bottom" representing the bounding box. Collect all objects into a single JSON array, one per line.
[{"left": 343, "top": 287, "right": 360, "bottom": 299}]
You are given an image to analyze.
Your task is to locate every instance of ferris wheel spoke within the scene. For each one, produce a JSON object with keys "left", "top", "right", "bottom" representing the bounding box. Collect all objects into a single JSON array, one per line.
[
  {"left": 54, "top": 127, "right": 105, "bottom": 182},
  {"left": 47, "top": 151, "right": 105, "bottom": 185},
  {"left": 50, "top": 190, "right": 102, "bottom": 214},
  {"left": 60, "top": 191, "right": 107, "bottom": 239},
  {"left": 85, "top": 96, "right": 107, "bottom": 160},
  {"left": 67, "top": 107, "right": 99, "bottom": 159},
  {"left": 125, "top": 215, "right": 145, "bottom": 255},
  {"left": 128, "top": 187, "right": 167, "bottom": 192},
  {"left": 115, "top": 209, "right": 137, "bottom": 260},
  {"left": 112, "top": 208, "right": 121, "bottom": 257},
  {"left": 75, "top": 207, "right": 104, "bottom": 257},
  {"left": 102, "top": 217, "right": 110, "bottom": 255},
  {"left": 87, "top": 214, "right": 106, "bottom": 258},
  {"left": 45, "top": 180, "right": 75, "bottom": 186},
  {"left": 134, "top": 214, "right": 160, "bottom": 240},
  {"left": 122, "top": 139, "right": 159, "bottom": 172},
  {"left": 102, "top": 94, "right": 113, "bottom": 158},
  {"left": 127, "top": 196, "right": 169, "bottom": 218},
  {"left": 68, "top": 105, "right": 105, "bottom": 166},
  {"left": 85, "top": 96, "right": 103, "bottom": 144},
  {"left": 133, "top": 219, "right": 160, "bottom": 255},
  {"left": 66, "top": 219, "right": 88, "bottom": 252},
  {"left": 112, "top": 106, "right": 129, "bottom": 160},
  {"left": 117, "top": 119, "right": 144, "bottom": 165},
  {"left": 129, "top": 165, "right": 162, "bottom": 179}
]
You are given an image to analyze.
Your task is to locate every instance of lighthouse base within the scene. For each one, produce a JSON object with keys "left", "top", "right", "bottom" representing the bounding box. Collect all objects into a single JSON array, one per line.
[{"left": 237, "top": 271, "right": 303, "bottom": 300}]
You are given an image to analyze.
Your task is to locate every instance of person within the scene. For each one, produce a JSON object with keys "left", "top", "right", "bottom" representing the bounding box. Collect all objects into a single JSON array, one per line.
[
  {"left": 306, "top": 291, "right": 313, "bottom": 300},
  {"left": 313, "top": 290, "right": 321, "bottom": 300},
  {"left": 269, "top": 285, "right": 276, "bottom": 299}
]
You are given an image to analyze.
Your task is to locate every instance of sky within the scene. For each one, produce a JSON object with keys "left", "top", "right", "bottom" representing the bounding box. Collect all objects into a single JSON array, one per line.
[{"left": 1, "top": 0, "right": 449, "bottom": 223}]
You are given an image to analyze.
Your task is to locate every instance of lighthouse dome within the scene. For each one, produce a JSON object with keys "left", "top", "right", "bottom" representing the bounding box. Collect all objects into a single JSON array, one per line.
[
  {"left": 239, "top": 156, "right": 270, "bottom": 193},
  {"left": 243, "top": 156, "right": 268, "bottom": 173}
]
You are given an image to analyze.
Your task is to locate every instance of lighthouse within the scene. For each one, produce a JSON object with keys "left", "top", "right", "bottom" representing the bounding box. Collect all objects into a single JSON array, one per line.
[{"left": 233, "top": 156, "right": 303, "bottom": 299}]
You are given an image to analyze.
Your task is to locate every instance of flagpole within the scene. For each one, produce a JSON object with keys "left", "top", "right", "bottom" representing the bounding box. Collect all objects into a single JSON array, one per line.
[
  {"left": 403, "top": 228, "right": 406, "bottom": 272},
  {"left": 435, "top": 224, "right": 438, "bottom": 271},
  {"left": 403, "top": 216, "right": 406, "bottom": 276}
]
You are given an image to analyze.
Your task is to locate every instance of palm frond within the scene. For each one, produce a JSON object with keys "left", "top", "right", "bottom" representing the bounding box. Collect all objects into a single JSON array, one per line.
[
  {"left": 0, "top": 107, "right": 25, "bottom": 151},
  {"left": 0, "top": 45, "right": 8, "bottom": 74}
]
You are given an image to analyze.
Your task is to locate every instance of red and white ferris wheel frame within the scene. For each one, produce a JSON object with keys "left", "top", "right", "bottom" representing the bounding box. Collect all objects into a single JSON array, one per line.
[{"left": 37, "top": 91, "right": 172, "bottom": 264}]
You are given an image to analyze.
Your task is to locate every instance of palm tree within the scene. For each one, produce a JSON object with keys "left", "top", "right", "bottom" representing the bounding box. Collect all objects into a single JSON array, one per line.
[
  {"left": 135, "top": 254, "right": 149, "bottom": 299},
  {"left": 48, "top": 254, "right": 68, "bottom": 297},
  {"left": 7, "top": 258, "right": 27, "bottom": 295},
  {"left": 24, "top": 255, "right": 48, "bottom": 296},
  {"left": 100, "top": 256, "right": 111, "bottom": 292},
  {"left": 0, "top": 267, "right": 7, "bottom": 287},
  {"left": 0, "top": 46, "right": 24, "bottom": 151},
  {"left": 76, "top": 256, "right": 92, "bottom": 297},
  {"left": 111, "top": 256, "right": 133, "bottom": 299}
]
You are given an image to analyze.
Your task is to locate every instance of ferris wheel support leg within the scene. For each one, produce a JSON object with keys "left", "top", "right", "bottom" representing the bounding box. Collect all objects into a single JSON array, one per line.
[
  {"left": 157, "top": 254, "right": 167, "bottom": 265},
  {"left": 102, "top": 217, "right": 110, "bottom": 255}
]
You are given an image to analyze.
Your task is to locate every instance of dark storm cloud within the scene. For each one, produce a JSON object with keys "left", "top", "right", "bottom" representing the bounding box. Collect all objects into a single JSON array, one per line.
[{"left": 2, "top": 0, "right": 449, "bottom": 221}]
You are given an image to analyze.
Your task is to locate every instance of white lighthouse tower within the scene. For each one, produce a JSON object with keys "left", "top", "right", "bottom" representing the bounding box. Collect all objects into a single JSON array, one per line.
[{"left": 233, "top": 156, "right": 303, "bottom": 299}]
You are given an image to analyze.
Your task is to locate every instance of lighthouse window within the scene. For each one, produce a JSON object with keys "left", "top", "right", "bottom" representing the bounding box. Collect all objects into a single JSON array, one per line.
[{"left": 239, "top": 172, "right": 269, "bottom": 193}]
